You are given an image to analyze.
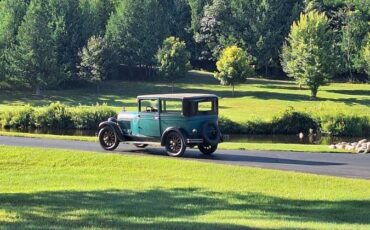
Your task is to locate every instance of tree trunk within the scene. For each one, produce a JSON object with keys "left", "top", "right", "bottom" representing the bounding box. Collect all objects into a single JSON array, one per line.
[
  {"left": 310, "top": 86, "right": 318, "bottom": 100},
  {"left": 171, "top": 81, "right": 174, "bottom": 93},
  {"left": 232, "top": 84, "right": 235, "bottom": 97},
  {"left": 96, "top": 83, "right": 100, "bottom": 95},
  {"left": 35, "top": 85, "right": 41, "bottom": 96}
]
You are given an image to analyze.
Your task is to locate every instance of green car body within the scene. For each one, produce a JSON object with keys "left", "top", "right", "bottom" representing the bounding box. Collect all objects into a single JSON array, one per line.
[{"left": 98, "top": 94, "right": 222, "bottom": 157}]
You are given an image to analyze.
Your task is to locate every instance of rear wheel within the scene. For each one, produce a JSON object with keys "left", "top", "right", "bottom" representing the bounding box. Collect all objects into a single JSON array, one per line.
[
  {"left": 98, "top": 126, "right": 119, "bottom": 151},
  {"left": 165, "top": 131, "right": 186, "bottom": 157},
  {"left": 198, "top": 144, "right": 218, "bottom": 155}
]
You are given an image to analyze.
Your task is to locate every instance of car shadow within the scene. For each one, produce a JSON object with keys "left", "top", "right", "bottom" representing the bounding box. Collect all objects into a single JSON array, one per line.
[{"left": 119, "top": 148, "right": 346, "bottom": 167}]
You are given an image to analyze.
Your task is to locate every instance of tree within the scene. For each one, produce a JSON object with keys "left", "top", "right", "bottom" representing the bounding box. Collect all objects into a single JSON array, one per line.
[
  {"left": 215, "top": 46, "right": 254, "bottom": 96},
  {"left": 78, "top": 36, "right": 107, "bottom": 93},
  {"left": 281, "top": 11, "right": 334, "bottom": 99},
  {"left": 340, "top": 5, "right": 369, "bottom": 81},
  {"left": 0, "top": 0, "right": 29, "bottom": 81},
  {"left": 362, "top": 33, "right": 370, "bottom": 77},
  {"left": 7, "top": 0, "right": 59, "bottom": 95},
  {"left": 49, "top": 0, "right": 83, "bottom": 80},
  {"left": 157, "top": 37, "right": 191, "bottom": 91},
  {"left": 105, "top": 0, "right": 170, "bottom": 79}
]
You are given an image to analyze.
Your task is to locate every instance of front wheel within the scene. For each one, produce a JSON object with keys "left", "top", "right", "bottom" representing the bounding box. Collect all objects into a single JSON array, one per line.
[
  {"left": 165, "top": 131, "right": 186, "bottom": 157},
  {"left": 98, "top": 126, "right": 119, "bottom": 151},
  {"left": 198, "top": 144, "right": 218, "bottom": 155}
]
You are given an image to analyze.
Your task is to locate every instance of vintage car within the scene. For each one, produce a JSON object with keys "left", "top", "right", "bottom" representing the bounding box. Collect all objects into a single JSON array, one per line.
[{"left": 97, "top": 93, "right": 222, "bottom": 157}]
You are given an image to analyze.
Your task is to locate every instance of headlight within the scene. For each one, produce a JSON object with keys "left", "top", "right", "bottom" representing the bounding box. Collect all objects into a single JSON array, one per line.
[{"left": 192, "top": 129, "right": 198, "bottom": 134}]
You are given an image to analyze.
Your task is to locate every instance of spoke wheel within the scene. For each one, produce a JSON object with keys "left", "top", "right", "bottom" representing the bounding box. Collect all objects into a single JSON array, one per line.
[
  {"left": 165, "top": 132, "right": 186, "bottom": 157},
  {"left": 99, "top": 127, "right": 119, "bottom": 151},
  {"left": 198, "top": 144, "right": 218, "bottom": 155}
]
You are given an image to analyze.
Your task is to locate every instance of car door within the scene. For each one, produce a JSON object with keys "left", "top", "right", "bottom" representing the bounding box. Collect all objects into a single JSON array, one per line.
[{"left": 137, "top": 99, "right": 160, "bottom": 138}]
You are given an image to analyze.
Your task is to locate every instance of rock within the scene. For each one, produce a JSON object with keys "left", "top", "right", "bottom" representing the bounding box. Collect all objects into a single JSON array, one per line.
[
  {"left": 358, "top": 139, "right": 368, "bottom": 144},
  {"left": 329, "top": 144, "right": 336, "bottom": 149},
  {"left": 345, "top": 145, "right": 354, "bottom": 151}
]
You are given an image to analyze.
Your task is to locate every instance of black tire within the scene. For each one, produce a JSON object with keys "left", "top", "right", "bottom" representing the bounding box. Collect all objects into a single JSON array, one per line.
[
  {"left": 198, "top": 144, "right": 218, "bottom": 155},
  {"left": 201, "top": 122, "right": 221, "bottom": 146},
  {"left": 134, "top": 144, "right": 148, "bottom": 148},
  {"left": 165, "top": 131, "right": 186, "bottom": 157},
  {"left": 98, "top": 126, "right": 119, "bottom": 151}
]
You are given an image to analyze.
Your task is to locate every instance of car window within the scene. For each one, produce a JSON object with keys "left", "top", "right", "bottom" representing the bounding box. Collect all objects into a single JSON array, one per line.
[
  {"left": 161, "top": 99, "right": 182, "bottom": 114},
  {"left": 140, "top": 99, "right": 158, "bottom": 113},
  {"left": 194, "top": 99, "right": 216, "bottom": 115}
]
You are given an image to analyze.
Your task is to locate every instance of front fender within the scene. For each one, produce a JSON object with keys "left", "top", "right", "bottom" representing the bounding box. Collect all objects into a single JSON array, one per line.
[
  {"left": 160, "top": 127, "right": 188, "bottom": 146},
  {"left": 98, "top": 121, "right": 125, "bottom": 142}
]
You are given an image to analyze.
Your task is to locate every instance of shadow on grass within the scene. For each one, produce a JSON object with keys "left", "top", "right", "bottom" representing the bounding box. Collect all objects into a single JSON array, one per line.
[
  {"left": 1, "top": 189, "right": 369, "bottom": 229},
  {"left": 326, "top": 89, "right": 370, "bottom": 96}
]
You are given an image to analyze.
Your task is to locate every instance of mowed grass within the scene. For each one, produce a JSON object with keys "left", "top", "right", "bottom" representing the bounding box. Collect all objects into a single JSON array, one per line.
[
  {"left": 1, "top": 146, "right": 370, "bottom": 229},
  {"left": 0, "top": 70, "right": 369, "bottom": 123}
]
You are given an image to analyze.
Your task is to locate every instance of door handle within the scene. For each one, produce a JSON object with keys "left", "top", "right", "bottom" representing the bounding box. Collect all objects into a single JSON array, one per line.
[{"left": 154, "top": 116, "right": 159, "bottom": 120}]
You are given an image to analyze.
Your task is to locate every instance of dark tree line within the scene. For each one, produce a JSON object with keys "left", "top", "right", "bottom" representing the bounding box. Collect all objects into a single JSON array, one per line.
[{"left": 0, "top": 0, "right": 369, "bottom": 93}]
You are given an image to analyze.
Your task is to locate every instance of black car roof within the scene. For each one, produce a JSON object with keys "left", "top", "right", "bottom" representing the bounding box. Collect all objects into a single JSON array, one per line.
[{"left": 137, "top": 93, "right": 218, "bottom": 100}]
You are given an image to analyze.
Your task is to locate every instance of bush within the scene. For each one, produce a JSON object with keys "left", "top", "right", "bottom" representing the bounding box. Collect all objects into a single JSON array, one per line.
[
  {"left": 320, "top": 114, "right": 370, "bottom": 137},
  {"left": 0, "top": 105, "right": 34, "bottom": 129},
  {"left": 70, "top": 105, "right": 117, "bottom": 130},
  {"left": 271, "top": 109, "right": 319, "bottom": 135},
  {"left": 0, "top": 103, "right": 117, "bottom": 130},
  {"left": 34, "top": 102, "right": 72, "bottom": 129}
]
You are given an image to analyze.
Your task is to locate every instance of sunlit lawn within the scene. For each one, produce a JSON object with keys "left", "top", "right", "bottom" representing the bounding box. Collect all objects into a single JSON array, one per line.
[
  {"left": 0, "top": 146, "right": 369, "bottom": 229},
  {"left": 0, "top": 70, "right": 369, "bottom": 123}
]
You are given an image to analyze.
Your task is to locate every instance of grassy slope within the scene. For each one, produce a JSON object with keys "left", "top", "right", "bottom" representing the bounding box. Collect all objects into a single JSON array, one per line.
[
  {"left": 0, "top": 70, "right": 369, "bottom": 123},
  {"left": 0, "top": 131, "right": 346, "bottom": 153},
  {"left": 0, "top": 146, "right": 369, "bottom": 229}
]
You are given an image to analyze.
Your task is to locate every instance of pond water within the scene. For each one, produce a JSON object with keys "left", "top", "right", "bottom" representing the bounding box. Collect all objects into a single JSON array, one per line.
[{"left": 1, "top": 128, "right": 367, "bottom": 145}]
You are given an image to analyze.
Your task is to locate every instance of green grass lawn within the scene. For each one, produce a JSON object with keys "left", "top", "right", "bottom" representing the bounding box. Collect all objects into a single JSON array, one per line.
[
  {"left": 0, "top": 146, "right": 369, "bottom": 229},
  {"left": 1, "top": 70, "right": 369, "bottom": 123}
]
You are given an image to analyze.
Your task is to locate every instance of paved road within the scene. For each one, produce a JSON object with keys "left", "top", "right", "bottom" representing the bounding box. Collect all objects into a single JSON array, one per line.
[{"left": 1, "top": 136, "right": 370, "bottom": 179}]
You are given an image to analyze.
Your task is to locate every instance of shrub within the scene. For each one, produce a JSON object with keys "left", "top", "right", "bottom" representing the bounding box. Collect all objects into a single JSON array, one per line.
[
  {"left": 320, "top": 114, "right": 370, "bottom": 137},
  {"left": 70, "top": 104, "right": 117, "bottom": 130},
  {"left": 34, "top": 102, "right": 72, "bottom": 129},
  {"left": 0, "top": 103, "right": 117, "bottom": 130},
  {"left": 0, "top": 105, "right": 34, "bottom": 129},
  {"left": 271, "top": 109, "right": 320, "bottom": 135}
]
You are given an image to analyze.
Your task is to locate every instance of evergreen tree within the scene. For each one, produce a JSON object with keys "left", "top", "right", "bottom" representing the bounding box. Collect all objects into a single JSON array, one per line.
[
  {"left": 7, "top": 0, "right": 59, "bottom": 95},
  {"left": 105, "top": 0, "right": 170, "bottom": 78},
  {"left": 49, "top": 0, "right": 83, "bottom": 79},
  {"left": 0, "top": 0, "right": 29, "bottom": 80},
  {"left": 281, "top": 11, "right": 334, "bottom": 99},
  {"left": 78, "top": 36, "right": 107, "bottom": 93}
]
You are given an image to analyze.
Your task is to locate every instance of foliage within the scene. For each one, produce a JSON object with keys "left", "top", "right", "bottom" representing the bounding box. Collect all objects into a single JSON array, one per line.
[
  {"left": 362, "top": 33, "right": 370, "bottom": 76},
  {"left": 215, "top": 46, "right": 254, "bottom": 95},
  {"left": 78, "top": 36, "right": 107, "bottom": 91},
  {"left": 281, "top": 11, "right": 334, "bottom": 98},
  {"left": 105, "top": 0, "right": 170, "bottom": 78},
  {"left": 156, "top": 37, "right": 191, "bottom": 81},
  {"left": 320, "top": 113, "right": 370, "bottom": 136},
  {"left": 0, "top": 103, "right": 116, "bottom": 130},
  {"left": 271, "top": 108, "right": 319, "bottom": 134},
  {"left": 6, "top": 0, "right": 59, "bottom": 94}
]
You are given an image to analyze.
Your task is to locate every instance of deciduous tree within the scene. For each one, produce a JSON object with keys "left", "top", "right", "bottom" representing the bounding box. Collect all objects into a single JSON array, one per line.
[
  {"left": 281, "top": 11, "right": 334, "bottom": 99},
  {"left": 215, "top": 45, "right": 254, "bottom": 96}
]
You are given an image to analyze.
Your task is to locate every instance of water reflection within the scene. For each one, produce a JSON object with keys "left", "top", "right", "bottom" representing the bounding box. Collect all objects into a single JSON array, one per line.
[{"left": 1, "top": 128, "right": 367, "bottom": 145}]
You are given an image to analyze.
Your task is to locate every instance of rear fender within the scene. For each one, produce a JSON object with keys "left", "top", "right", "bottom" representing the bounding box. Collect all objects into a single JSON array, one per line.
[
  {"left": 98, "top": 121, "right": 125, "bottom": 142},
  {"left": 160, "top": 127, "right": 188, "bottom": 146}
]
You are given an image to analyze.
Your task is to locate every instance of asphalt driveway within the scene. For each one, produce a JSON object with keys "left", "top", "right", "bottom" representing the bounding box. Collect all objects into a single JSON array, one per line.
[{"left": 1, "top": 135, "right": 370, "bottom": 179}]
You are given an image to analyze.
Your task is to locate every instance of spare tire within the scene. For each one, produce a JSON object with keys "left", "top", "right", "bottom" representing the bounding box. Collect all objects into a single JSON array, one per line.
[{"left": 201, "top": 122, "right": 221, "bottom": 146}]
